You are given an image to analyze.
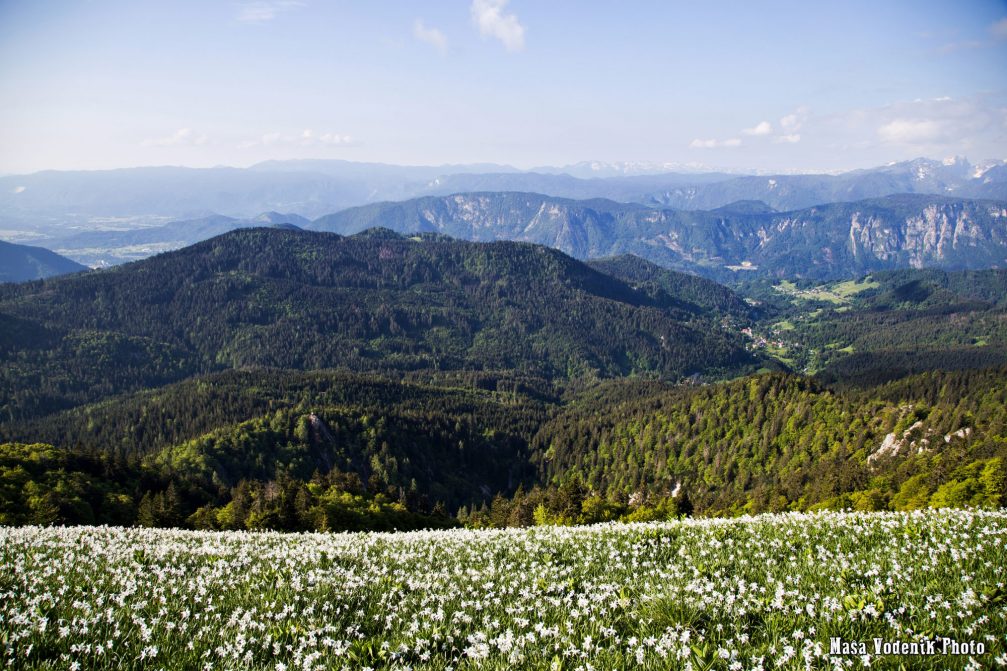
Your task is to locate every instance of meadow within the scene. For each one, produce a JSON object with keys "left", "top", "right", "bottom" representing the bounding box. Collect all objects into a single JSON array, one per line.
[{"left": 1, "top": 510, "right": 1004, "bottom": 670}]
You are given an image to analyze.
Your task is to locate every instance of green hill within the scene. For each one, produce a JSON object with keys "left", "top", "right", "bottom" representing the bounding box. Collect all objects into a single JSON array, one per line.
[
  {"left": 588, "top": 254, "right": 754, "bottom": 319},
  {"left": 0, "top": 227, "right": 758, "bottom": 420},
  {"left": 528, "top": 369, "right": 1007, "bottom": 517},
  {"left": 0, "top": 240, "right": 87, "bottom": 282}
]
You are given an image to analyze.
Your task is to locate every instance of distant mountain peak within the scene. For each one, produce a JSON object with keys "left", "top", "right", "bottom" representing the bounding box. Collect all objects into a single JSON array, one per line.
[
  {"left": 529, "top": 160, "right": 736, "bottom": 179},
  {"left": 252, "top": 211, "right": 311, "bottom": 227},
  {"left": 711, "top": 200, "right": 777, "bottom": 215}
]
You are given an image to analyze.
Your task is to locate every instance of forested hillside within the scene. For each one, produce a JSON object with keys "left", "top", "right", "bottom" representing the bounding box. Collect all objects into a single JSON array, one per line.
[
  {"left": 2, "top": 365, "right": 1004, "bottom": 530},
  {"left": 1, "top": 368, "right": 545, "bottom": 505},
  {"left": 587, "top": 255, "right": 753, "bottom": 319},
  {"left": 2, "top": 230, "right": 1005, "bottom": 532},
  {"left": 0, "top": 227, "right": 759, "bottom": 420},
  {"left": 528, "top": 369, "right": 1006, "bottom": 519}
]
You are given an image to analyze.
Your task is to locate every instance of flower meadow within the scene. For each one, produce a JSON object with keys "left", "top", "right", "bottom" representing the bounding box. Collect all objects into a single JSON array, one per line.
[{"left": 2, "top": 510, "right": 1005, "bottom": 670}]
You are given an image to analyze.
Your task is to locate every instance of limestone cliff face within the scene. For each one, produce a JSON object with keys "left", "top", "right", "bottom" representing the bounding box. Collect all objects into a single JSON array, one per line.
[
  {"left": 313, "top": 193, "right": 1007, "bottom": 280},
  {"left": 833, "top": 201, "right": 1007, "bottom": 270}
]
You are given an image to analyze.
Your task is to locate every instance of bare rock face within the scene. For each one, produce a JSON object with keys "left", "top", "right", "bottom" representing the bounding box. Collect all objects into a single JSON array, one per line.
[
  {"left": 842, "top": 202, "right": 1004, "bottom": 268},
  {"left": 315, "top": 193, "right": 1007, "bottom": 280}
]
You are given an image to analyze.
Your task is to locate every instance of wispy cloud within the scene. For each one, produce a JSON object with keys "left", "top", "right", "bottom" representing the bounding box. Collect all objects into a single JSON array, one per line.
[
  {"left": 787, "top": 95, "right": 1006, "bottom": 159},
  {"left": 770, "top": 108, "right": 810, "bottom": 144},
  {"left": 878, "top": 119, "right": 944, "bottom": 144},
  {"left": 780, "top": 109, "right": 808, "bottom": 133},
  {"left": 301, "top": 129, "right": 352, "bottom": 146},
  {"left": 869, "top": 95, "right": 1007, "bottom": 150},
  {"left": 141, "top": 128, "right": 208, "bottom": 147},
  {"left": 413, "top": 19, "right": 448, "bottom": 55},
  {"left": 991, "top": 17, "right": 1007, "bottom": 39},
  {"left": 930, "top": 18, "right": 1007, "bottom": 55},
  {"left": 937, "top": 40, "right": 984, "bottom": 55},
  {"left": 471, "top": 0, "right": 525, "bottom": 52},
  {"left": 742, "top": 121, "right": 772, "bottom": 136},
  {"left": 780, "top": 116, "right": 799, "bottom": 131},
  {"left": 237, "top": 129, "right": 353, "bottom": 149},
  {"left": 689, "top": 138, "right": 742, "bottom": 149},
  {"left": 236, "top": 1, "right": 305, "bottom": 24},
  {"left": 708, "top": 110, "right": 808, "bottom": 146}
]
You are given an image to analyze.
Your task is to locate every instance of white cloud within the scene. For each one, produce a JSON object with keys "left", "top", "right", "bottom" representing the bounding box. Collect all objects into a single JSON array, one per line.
[
  {"left": 689, "top": 138, "right": 742, "bottom": 149},
  {"left": 674, "top": 96, "right": 1005, "bottom": 170},
  {"left": 471, "top": 0, "right": 525, "bottom": 52},
  {"left": 236, "top": 1, "right": 305, "bottom": 23},
  {"left": 742, "top": 121, "right": 772, "bottom": 136},
  {"left": 991, "top": 17, "right": 1007, "bottom": 39},
  {"left": 238, "top": 129, "right": 353, "bottom": 149},
  {"left": 771, "top": 108, "right": 811, "bottom": 144},
  {"left": 414, "top": 19, "right": 447, "bottom": 55},
  {"left": 878, "top": 119, "right": 944, "bottom": 144},
  {"left": 302, "top": 129, "right": 352, "bottom": 146},
  {"left": 797, "top": 94, "right": 1007, "bottom": 161},
  {"left": 780, "top": 108, "right": 809, "bottom": 133},
  {"left": 321, "top": 133, "right": 351, "bottom": 145},
  {"left": 141, "top": 128, "right": 208, "bottom": 147}
]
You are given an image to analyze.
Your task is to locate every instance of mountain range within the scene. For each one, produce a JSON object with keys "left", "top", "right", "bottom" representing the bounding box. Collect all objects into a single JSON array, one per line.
[
  {"left": 5, "top": 189, "right": 1003, "bottom": 282},
  {"left": 3, "top": 156, "right": 1004, "bottom": 235},
  {"left": 310, "top": 192, "right": 1007, "bottom": 281}
]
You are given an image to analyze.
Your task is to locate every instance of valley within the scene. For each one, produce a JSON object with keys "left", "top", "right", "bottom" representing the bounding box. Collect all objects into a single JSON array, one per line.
[{"left": 1, "top": 227, "right": 1004, "bottom": 532}]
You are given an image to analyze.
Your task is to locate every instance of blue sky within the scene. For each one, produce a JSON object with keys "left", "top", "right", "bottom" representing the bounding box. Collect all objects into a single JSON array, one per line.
[{"left": 0, "top": 0, "right": 1005, "bottom": 174}]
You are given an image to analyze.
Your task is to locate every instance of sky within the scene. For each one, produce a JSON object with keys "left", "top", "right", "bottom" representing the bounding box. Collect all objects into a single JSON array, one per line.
[{"left": 0, "top": 0, "right": 1006, "bottom": 175}]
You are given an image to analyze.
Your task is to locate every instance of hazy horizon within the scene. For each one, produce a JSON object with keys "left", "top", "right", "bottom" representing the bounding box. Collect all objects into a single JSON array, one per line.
[
  {"left": 1, "top": 153, "right": 1005, "bottom": 181},
  {"left": 2, "top": 1, "right": 1006, "bottom": 175}
]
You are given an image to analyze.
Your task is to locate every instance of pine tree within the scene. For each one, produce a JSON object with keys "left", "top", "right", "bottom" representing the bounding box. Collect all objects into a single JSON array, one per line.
[
  {"left": 28, "top": 490, "right": 60, "bottom": 526},
  {"left": 137, "top": 492, "right": 157, "bottom": 527},
  {"left": 162, "top": 482, "right": 185, "bottom": 528}
]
